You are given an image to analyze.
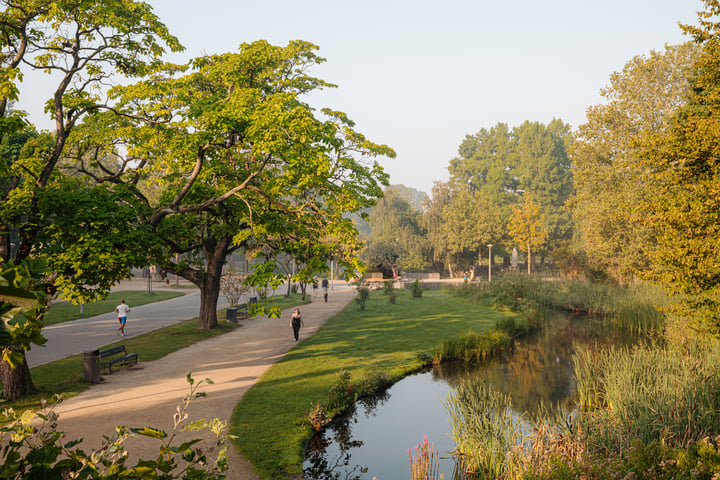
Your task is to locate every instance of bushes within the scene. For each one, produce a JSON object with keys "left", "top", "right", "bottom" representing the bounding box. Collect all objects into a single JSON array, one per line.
[
  {"left": 0, "top": 374, "right": 228, "bottom": 479},
  {"left": 409, "top": 279, "right": 423, "bottom": 298}
]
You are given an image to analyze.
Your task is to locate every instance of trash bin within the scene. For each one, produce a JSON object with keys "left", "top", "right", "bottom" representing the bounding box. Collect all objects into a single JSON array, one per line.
[
  {"left": 226, "top": 307, "right": 238, "bottom": 323},
  {"left": 83, "top": 349, "right": 100, "bottom": 383}
]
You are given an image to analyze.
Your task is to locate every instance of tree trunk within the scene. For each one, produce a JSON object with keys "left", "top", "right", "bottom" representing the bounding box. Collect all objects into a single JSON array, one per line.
[
  {"left": 195, "top": 236, "right": 231, "bottom": 330},
  {"left": 198, "top": 276, "right": 221, "bottom": 330},
  {"left": 0, "top": 353, "right": 37, "bottom": 400},
  {"left": 527, "top": 242, "right": 532, "bottom": 274}
]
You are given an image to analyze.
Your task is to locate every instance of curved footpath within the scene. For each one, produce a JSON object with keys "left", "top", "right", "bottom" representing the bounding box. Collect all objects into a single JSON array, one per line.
[{"left": 40, "top": 280, "right": 356, "bottom": 479}]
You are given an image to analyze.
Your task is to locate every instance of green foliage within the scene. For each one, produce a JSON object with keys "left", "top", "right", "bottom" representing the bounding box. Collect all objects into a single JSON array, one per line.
[
  {"left": 0, "top": 374, "right": 228, "bottom": 479},
  {"left": 448, "top": 119, "right": 574, "bottom": 253},
  {"left": 422, "top": 182, "right": 503, "bottom": 276},
  {"left": 355, "top": 287, "right": 370, "bottom": 310},
  {"left": 0, "top": 260, "right": 47, "bottom": 368},
  {"left": 364, "top": 186, "right": 429, "bottom": 275},
  {"left": 71, "top": 39, "right": 393, "bottom": 330},
  {"left": 409, "top": 278, "right": 423, "bottom": 298},
  {"left": 570, "top": 42, "right": 699, "bottom": 282}
]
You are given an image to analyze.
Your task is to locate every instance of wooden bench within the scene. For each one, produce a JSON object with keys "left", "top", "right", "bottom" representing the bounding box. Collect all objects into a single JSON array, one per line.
[{"left": 99, "top": 345, "right": 138, "bottom": 373}]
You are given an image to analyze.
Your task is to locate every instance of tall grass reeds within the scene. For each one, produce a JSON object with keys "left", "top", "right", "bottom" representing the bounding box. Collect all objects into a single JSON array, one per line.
[
  {"left": 445, "top": 380, "right": 524, "bottom": 479},
  {"left": 454, "top": 273, "right": 667, "bottom": 332},
  {"left": 574, "top": 340, "right": 720, "bottom": 452},
  {"left": 445, "top": 380, "right": 582, "bottom": 480},
  {"left": 432, "top": 330, "right": 512, "bottom": 364}
]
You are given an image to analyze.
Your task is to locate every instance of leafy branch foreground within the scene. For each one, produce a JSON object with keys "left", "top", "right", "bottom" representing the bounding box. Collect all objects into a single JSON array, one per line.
[
  {"left": 1, "top": 373, "right": 228, "bottom": 479},
  {"left": 230, "top": 288, "right": 520, "bottom": 479}
]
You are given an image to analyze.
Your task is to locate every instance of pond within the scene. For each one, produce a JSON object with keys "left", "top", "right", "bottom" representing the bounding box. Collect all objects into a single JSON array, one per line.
[{"left": 303, "top": 310, "right": 645, "bottom": 480}]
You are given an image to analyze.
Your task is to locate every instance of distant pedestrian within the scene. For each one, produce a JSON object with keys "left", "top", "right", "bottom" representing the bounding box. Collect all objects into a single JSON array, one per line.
[
  {"left": 312, "top": 279, "right": 318, "bottom": 297},
  {"left": 290, "top": 308, "right": 304, "bottom": 341},
  {"left": 321, "top": 278, "right": 329, "bottom": 303},
  {"left": 115, "top": 299, "right": 130, "bottom": 336}
]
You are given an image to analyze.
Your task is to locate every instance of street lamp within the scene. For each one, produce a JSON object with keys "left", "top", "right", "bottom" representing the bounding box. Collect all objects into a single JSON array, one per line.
[{"left": 487, "top": 244, "right": 493, "bottom": 282}]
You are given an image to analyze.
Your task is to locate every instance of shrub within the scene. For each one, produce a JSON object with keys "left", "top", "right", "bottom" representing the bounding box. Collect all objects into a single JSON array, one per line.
[
  {"left": 0, "top": 373, "right": 228, "bottom": 479},
  {"left": 355, "top": 287, "right": 370, "bottom": 310},
  {"left": 383, "top": 280, "right": 395, "bottom": 295},
  {"left": 388, "top": 290, "right": 397, "bottom": 304},
  {"left": 409, "top": 279, "right": 423, "bottom": 298}
]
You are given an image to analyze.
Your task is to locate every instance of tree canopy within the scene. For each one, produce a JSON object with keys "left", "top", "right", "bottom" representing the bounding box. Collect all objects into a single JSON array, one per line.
[
  {"left": 64, "top": 40, "right": 393, "bottom": 329},
  {"left": 570, "top": 42, "right": 700, "bottom": 282}
]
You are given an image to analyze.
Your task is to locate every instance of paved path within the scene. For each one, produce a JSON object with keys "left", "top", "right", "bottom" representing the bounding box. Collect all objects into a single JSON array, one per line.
[
  {"left": 27, "top": 281, "right": 206, "bottom": 367},
  {"left": 43, "top": 279, "right": 356, "bottom": 479}
]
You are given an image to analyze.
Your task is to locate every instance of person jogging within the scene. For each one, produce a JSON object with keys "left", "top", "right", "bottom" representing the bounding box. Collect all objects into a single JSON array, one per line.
[{"left": 115, "top": 299, "right": 130, "bottom": 336}]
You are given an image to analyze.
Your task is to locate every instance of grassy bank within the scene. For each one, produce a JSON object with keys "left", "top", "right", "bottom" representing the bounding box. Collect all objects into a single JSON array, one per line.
[
  {"left": 230, "top": 288, "right": 520, "bottom": 479},
  {"left": 456, "top": 273, "right": 667, "bottom": 331},
  {"left": 43, "top": 290, "right": 185, "bottom": 326}
]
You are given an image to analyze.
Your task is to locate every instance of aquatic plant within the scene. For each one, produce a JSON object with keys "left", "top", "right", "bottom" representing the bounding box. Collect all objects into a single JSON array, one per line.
[
  {"left": 409, "top": 434, "right": 442, "bottom": 480},
  {"left": 445, "top": 380, "right": 524, "bottom": 479},
  {"left": 432, "top": 331, "right": 512, "bottom": 364},
  {"left": 574, "top": 340, "right": 720, "bottom": 452}
]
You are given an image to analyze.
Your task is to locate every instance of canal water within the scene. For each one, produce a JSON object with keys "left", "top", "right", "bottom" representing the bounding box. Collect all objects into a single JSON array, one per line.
[{"left": 303, "top": 310, "right": 644, "bottom": 480}]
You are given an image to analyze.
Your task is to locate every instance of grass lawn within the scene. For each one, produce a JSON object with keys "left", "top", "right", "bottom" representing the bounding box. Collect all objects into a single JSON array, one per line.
[
  {"left": 230, "top": 287, "right": 519, "bottom": 480},
  {"left": 43, "top": 290, "right": 185, "bottom": 326}
]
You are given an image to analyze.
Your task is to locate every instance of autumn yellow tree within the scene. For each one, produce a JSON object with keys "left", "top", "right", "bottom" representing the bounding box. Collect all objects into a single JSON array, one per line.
[{"left": 508, "top": 194, "right": 547, "bottom": 274}]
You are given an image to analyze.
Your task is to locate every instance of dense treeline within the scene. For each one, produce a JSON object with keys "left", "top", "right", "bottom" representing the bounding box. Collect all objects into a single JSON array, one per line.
[{"left": 362, "top": 7, "right": 720, "bottom": 337}]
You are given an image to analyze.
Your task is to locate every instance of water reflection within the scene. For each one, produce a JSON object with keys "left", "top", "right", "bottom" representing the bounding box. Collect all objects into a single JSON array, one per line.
[{"left": 304, "top": 311, "right": 644, "bottom": 480}]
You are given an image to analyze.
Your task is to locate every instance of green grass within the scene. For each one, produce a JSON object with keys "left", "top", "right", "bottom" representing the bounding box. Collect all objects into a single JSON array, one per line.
[
  {"left": 43, "top": 291, "right": 185, "bottom": 326},
  {"left": 229, "top": 288, "right": 520, "bottom": 479},
  {"left": 261, "top": 292, "right": 312, "bottom": 311}
]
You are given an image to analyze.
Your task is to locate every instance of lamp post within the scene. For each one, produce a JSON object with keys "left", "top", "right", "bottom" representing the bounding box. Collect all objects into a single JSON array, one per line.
[{"left": 487, "top": 244, "right": 493, "bottom": 282}]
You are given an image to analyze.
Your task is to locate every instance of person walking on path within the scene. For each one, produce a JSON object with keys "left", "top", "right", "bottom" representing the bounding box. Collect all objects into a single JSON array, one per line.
[
  {"left": 115, "top": 299, "right": 130, "bottom": 336},
  {"left": 321, "top": 278, "right": 329, "bottom": 303},
  {"left": 290, "top": 308, "right": 304, "bottom": 341}
]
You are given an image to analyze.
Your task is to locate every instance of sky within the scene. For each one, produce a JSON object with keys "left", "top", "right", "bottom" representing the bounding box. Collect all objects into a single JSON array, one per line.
[{"left": 18, "top": 0, "right": 706, "bottom": 195}]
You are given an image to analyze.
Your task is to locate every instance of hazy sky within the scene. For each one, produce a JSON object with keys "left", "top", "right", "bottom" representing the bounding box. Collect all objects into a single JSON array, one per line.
[{"left": 19, "top": 0, "right": 705, "bottom": 194}]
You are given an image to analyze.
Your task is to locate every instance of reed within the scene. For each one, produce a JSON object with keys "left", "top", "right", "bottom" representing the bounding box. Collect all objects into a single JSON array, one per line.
[
  {"left": 574, "top": 341, "right": 720, "bottom": 452},
  {"left": 455, "top": 274, "right": 667, "bottom": 332},
  {"left": 444, "top": 380, "right": 524, "bottom": 479},
  {"left": 432, "top": 330, "right": 512, "bottom": 364}
]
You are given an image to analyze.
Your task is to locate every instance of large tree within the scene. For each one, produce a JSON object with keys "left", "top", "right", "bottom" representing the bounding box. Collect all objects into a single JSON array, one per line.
[
  {"left": 66, "top": 40, "right": 393, "bottom": 329},
  {"left": 570, "top": 42, "right": 699, "bottom": 282},
  {"left": 423, "top": 182, "right": 503, "bottom": 277},
  {"left": 448, "top": 119, "right": 574, "bottom": 260},
  {"left": 364, "top": 186, "right": 428, "bottom": 276},
  {"left": 508, "top": 193, "right": 547, "bottom": 274},
  {"left": 0, "top": 0, "right": 181, "bottom": 399},
  {"left": 640, "top": 1, "right": 720, "bottom": 334}
]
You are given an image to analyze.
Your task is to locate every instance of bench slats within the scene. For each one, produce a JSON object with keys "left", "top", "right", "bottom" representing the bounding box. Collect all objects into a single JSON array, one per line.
[{"left": 99, "top": 345, "right": 138, "bottom": 373}]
